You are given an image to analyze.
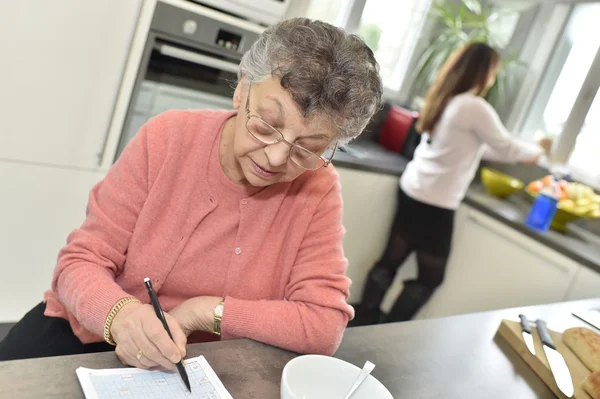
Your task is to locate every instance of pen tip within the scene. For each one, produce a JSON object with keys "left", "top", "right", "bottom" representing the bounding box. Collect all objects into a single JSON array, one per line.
[{"left": 143, "top": 277, "right": 150, "bottom": 283}]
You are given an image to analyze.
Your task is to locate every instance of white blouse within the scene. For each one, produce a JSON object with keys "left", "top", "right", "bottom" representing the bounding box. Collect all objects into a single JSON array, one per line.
[{"left": 401, "top": 92, "right": 542, "bottom": 210}]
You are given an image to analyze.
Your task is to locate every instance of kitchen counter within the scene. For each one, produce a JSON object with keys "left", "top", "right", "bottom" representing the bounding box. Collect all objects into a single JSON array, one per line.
[
  {"left": 2, "top": 298, "right": 600, "bottom": 398},
  {"left": 464, "top": 184, "right": 600, "bottom": 273},
  {"left": 333, "top": 141, "right": 600, "bottom": 273},
  {"left": 333, "top": 140, "right": 408, "bottom": 176}
]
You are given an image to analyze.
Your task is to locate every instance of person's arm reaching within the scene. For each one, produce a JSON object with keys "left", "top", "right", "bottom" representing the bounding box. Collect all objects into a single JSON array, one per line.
[
  {"left": 469, "top": 97, "right": 542, "bottom": 164},
  {"left": 482, "top": 144, "right": 508, "bottom": 162},
  {"left": 52, "top": 126, "right": 150, "bottom": 336},
  {"left": 220, "top": 178, "right": 354, "bottom": 356}
]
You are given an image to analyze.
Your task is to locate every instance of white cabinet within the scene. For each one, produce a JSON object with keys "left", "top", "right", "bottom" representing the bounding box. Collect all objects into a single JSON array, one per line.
[
  {"left": 424, "top": 205, "right": 580, "bottom": 319},
  {"left": 0, "top": 0, "right": 142, "bottom": 168},
  {"left": 0, "top": 160, "right": 104, "bottom": 322},
  {"left": 336, "top": 167, "right": 399, "bottom": 303},
  {"left": 565, "top": 266, "right": 600, "bottom": 301}
]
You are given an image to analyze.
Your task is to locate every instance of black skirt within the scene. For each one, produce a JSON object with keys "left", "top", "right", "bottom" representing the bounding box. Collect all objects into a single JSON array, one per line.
[{"left": 390, "top": 188, "right": 455, "bottom": 257}]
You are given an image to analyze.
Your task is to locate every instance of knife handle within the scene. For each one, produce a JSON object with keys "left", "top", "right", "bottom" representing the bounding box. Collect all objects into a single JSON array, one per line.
[
  {"left": 536, "top": 320, "right": 556, "bottom": 350},
  {"left": 519, "top": 314, "right": 532, "bottom": 334}
]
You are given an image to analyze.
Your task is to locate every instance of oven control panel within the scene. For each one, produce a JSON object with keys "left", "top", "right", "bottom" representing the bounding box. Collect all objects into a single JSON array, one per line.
[
  {"left": 215, "top": 29, "right": 242, "bottom": 51},
  {"left": 152, "top": 2, "right": 262, "bottom": 58}
]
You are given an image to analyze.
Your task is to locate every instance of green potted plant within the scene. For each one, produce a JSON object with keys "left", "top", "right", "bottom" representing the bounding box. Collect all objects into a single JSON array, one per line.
[{"left": 414, "top": 0, "right": 525, "bottom": 113}]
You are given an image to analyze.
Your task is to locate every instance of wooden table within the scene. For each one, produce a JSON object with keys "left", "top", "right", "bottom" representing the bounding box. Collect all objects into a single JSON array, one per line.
[{"left": 2, "top": 298, "right": 600, "bottom": 398}]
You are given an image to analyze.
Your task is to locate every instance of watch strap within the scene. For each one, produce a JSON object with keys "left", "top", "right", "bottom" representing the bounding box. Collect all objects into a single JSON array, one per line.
[{"left": 213, "top": 301, "right": 225, "bottom": 335}]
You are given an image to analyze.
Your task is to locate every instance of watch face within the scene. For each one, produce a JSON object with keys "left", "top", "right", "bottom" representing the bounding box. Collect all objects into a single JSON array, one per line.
[{"left": 214, "top": 304, "right": 224, "bottom": 317}]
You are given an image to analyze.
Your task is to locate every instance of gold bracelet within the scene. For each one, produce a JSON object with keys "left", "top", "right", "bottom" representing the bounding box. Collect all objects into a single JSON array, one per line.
[{"left": 103, "top": 297, "right": 141, "bottom": 346}]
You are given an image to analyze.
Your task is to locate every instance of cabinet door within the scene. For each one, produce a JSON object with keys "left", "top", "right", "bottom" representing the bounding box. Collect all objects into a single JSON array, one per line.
[
  {"left": 0, "top": 161, "right": 104, "bottom": 323},
  {"left": 0, "top": 0, "right": 142, "bottom": 168},
  {"left": 425, "top": 206, "right": 579, "bottom": 319},
  {"left": 336, "top": 167, "right": 399, "bottom": 303},
  {"left": 565, "top": 266, "right": 600, "bottom": 301}
]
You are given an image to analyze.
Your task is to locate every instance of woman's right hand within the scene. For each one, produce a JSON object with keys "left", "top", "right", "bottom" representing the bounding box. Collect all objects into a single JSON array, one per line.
[
  {"left": 110, "top": 303, "right": 187, "bottom": 370},
  {"left": 537, "top": 137, "right": 553, "bottom": 155}
]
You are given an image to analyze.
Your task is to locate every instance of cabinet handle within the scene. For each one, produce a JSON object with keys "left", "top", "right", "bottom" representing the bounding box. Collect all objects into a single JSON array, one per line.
[
  {"left": 466, "top": 211, "right": 574, "bottom": 274},
  {"left": 155, "top": 44, "right": 239, "bottom": 74}
]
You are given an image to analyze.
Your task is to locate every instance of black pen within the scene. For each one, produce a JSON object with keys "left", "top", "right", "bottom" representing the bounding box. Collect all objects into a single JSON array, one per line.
[{"left": 143, "top": 277, "right": 191, "bottom": 392}]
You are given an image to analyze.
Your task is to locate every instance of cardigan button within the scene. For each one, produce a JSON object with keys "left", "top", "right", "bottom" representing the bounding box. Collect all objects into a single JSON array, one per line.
[
  {"left": 234, "top": 247, "right": 242, "bottom": 255},
  {"left": 240, "top": 199, "right": 248, "bottom": 205}
]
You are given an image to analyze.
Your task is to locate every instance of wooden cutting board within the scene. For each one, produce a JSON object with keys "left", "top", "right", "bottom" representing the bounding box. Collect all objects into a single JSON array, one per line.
[{"left": 497, "top": 319, "right": 592, "bottom": 399}]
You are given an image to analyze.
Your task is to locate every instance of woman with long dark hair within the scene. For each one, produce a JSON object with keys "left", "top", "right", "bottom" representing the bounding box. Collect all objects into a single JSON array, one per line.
[{"left": 351, "top": 42, "right": 546, "bottom": 326}]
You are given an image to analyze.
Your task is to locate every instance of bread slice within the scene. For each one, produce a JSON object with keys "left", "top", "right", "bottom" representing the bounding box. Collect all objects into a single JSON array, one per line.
[
  {"left": 563, "top": 327, "right": 600, "bottom": 372},
  {"left": 583, "top": 371, "right": 600, "bottom": 399}
]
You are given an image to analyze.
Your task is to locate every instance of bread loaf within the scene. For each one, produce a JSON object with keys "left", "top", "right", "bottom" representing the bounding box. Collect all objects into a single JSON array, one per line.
[
  {"left": 583, "top": 371, "right": 600, "bottom": 399},
  {"left": 563, "top": 327, "right": 600, "bottom": 372}
]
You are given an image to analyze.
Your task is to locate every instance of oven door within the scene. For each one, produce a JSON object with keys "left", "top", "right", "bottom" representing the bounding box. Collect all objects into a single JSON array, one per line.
[{"left": 117, "top": 37, "right": 239, "bottom": 159}]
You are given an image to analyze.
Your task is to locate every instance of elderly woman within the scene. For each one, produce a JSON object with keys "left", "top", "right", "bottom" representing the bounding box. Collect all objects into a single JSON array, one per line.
[{"left": 0, "top": 18, "right": 382, "bottom": 368}]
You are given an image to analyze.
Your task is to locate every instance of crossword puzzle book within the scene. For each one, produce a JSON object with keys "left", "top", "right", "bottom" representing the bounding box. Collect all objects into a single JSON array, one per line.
[{"left": 76, "top": 355, "right": 233, "bottom": 399}]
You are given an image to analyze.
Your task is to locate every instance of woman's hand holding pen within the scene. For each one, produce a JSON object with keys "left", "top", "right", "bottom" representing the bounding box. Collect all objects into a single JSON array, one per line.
[
  {"left": 169, "top": 296, "right": 223, "bottom": 336},
  {"left": 110, "top": 303, "right": 187, "bottom": 370}
]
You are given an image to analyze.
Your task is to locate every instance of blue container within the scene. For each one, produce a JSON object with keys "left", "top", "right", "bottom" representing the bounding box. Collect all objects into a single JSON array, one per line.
[{"left": 526, "top": 191, "right": 558, "bottom": 233}]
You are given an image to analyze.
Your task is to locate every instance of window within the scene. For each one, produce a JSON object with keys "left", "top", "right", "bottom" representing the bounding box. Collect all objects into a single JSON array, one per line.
[
  {"left": 489, "top": 9, "right": 520, "bottom": 49},
  {"left": 569, "top": 88, "right": 600, "bottom": 176},
  {"left": 303, "top": 0, "right": 433, "bottom": 93},
  {"left": 357, "top": 0, "right": 432, "bottom": 91},
  {"left": 521, "top": 6, "right": 600, "bottom": 141},
  {"left": 304, "top": 0, "right": 354, "bottom": 27},
  {"left": 519, "top": 3, "right": 600, "bottom": 185}
]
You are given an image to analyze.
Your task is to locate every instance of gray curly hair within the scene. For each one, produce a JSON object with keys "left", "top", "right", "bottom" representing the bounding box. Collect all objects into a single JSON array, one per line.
[{"left": 238, "top": 18, "right": 383, "bottom": 145}]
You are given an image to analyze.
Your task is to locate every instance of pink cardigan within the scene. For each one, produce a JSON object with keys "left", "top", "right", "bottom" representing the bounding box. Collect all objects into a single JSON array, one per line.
[{"left": 44, "top": 110, "right": 354, "bottom": 355}]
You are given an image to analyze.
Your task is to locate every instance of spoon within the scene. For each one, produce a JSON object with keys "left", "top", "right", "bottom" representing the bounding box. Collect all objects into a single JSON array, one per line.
[{"left": 342, "top": 360, "right": 376, "bottom": 399}]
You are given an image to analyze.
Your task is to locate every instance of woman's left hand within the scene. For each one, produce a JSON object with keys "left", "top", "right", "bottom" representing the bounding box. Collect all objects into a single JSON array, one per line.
[{"left": 168, "top": 296, "right": 223, "bottom": 336}]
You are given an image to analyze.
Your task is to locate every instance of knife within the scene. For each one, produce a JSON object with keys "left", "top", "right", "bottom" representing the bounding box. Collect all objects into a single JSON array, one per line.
[
  {"left": 519, "top": 314, "right": 536, "bottom": 356},
  {"left": 536, "top": 320, "right": 574, "bottom": 398}
]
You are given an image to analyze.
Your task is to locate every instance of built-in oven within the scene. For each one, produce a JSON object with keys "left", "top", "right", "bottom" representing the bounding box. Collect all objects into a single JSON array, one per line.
[
  {"left": 115, "top": 0, "right": 263, "bottom": 160},
  {"left": 190, "top": 0, "right": 291, "bottom": 26}
]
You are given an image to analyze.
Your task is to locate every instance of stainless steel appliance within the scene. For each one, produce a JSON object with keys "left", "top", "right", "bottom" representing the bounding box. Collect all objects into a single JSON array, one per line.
[
  {"left": 116, "top": 0, "right": 263, "bottom": 159},
  {"left": 190, "top": 0, "right": 291, "bottom": 26}
]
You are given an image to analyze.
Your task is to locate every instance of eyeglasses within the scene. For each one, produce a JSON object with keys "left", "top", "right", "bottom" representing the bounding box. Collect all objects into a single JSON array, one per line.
[{"left": 244, "top": 83, "right": 337, "bottom": 171}]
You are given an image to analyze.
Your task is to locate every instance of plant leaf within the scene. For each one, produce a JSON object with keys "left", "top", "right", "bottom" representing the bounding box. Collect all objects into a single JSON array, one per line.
[
  {"left": 415, "top": 0, "right": 528, "bottom": 108},
  {"left": 463, "top": 0, "right": 482, "bottom": 15}
]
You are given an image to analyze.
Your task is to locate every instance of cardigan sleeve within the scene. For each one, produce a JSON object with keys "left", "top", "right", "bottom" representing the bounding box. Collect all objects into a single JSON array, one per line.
[
  {"left": 50, "top": 124, "right": 153, "bottom": 337},
  {"left": 220, "top": 175, "right": 354, "bottom": 356}
]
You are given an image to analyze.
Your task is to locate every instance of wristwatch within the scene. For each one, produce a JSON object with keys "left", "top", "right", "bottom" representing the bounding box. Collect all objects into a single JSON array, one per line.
[{"left": 213, "top": 300, "right": 225, "bottom": 335}]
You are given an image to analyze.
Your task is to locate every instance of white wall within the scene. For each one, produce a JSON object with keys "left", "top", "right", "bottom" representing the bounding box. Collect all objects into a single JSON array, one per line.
[
  {"left": 0, "top": 161, "right": 104, "bottom": 322},
  {"left": 0, "top": 0, "right": 148, "bottom": 322}
]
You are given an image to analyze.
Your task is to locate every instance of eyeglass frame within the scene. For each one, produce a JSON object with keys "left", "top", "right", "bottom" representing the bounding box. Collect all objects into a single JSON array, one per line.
[{"left": 244, "top": 82, "right": 338, "bottom": 171}]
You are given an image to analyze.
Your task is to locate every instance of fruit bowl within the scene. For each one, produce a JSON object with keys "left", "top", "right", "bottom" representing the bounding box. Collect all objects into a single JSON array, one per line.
[{"left": 481, "top": 167, "right": 524, "bottom": 198}]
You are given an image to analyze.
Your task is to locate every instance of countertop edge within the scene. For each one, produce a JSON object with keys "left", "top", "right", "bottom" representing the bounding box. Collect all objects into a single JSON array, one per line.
[{"left": 463, "top": 193, "right": 600, "bottom": 274}]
